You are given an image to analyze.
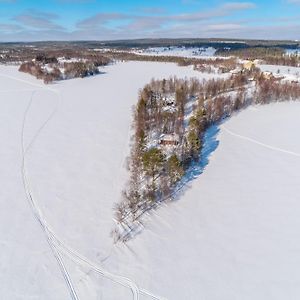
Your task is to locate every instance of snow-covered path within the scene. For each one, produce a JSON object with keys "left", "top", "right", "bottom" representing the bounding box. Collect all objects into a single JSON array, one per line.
[
  {"left": 0, "top": 74, "right": 70, "bottom": 299},
  {"left": 222, "top": 125, "right": 300, "bottom": 158}
]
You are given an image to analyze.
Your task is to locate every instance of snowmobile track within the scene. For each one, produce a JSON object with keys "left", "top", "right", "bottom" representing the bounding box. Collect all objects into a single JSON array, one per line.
[{"left": 1, "top": 72, "right": 166, "bottom": 300}]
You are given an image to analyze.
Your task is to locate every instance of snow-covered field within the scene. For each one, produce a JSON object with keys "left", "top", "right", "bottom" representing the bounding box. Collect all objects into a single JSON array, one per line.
[
  {"left": 0, "top": 62, "right": 226, "bottom": 299},
  {"left": 109, "top": 102, "right": 300, "bottom": 299},
  {"left": 2, "top": 61, "right": 300, "bottom": 299},
  {"left": 259, "top": 64, "right": 300, "bottom": 82},
  {"left": 133, "top": 46, "right": 217, "bottom": 59}
]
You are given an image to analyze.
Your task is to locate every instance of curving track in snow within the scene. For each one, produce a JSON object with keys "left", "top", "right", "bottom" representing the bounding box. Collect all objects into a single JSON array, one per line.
[
  {"left": 0, "top": 71, "right": 166, "bottom": 300},
  {"left": 222, "top": 125, "right": 300, "bottom": 158},
  {"left": 21, "top": 90, "right": 80, "bottom": 300}
]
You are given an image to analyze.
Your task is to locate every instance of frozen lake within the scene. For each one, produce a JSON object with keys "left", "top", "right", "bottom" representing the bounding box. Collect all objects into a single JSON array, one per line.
[{"left": 1, "top": 61, "right": 300, "bottom": 299}]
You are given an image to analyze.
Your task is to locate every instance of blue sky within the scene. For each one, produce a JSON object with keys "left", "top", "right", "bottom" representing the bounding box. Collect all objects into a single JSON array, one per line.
[{"left": 0, "top": 0, "right": 300, "bottom": 41}]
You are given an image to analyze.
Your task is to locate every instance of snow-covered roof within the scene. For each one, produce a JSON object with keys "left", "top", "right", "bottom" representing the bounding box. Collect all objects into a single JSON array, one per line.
[
  {"left": 162, "top": 106, "right": 177, "bottom": 113},
  {"left": 160, "top": 133, "right": 179, "bottom": 141}
]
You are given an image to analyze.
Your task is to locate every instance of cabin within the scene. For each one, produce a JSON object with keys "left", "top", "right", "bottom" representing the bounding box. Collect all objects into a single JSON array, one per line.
[
  {"left": 230, "top": 68, "right": 242, "bottom": 76},
  {"left": 262, "top": 71, "right": 273, "bottom": 80},
  {"left": 254, "top": 59, "right": 263, "bottom": 65},
  {"left": 159, "top": 133, "right": 179, "bottom": 146},
  {"left": 273, "top": 73, "right": 284, "bottom": 81}
]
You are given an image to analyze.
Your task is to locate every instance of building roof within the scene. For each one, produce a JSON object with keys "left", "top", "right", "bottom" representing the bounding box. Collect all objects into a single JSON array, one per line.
[
  {"left": 243, "top": 61, "right": 256, "bottom": 70},
  {"left": 160, "top": 133, "right": 179, "bottom": 141}
]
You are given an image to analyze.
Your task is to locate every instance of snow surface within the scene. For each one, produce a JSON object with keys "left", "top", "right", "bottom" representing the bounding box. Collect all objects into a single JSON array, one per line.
[
  {"left": 2, "top": 60, "right": 300, "bottom": 299},
  {"left": 109, "top": 102, "right": 300, "bottom": 300},
  {"left": 0, "top": 61, "right": 226, "bottom": 300},
  {"left": 133, "top": 46, "right": 217, "bottom": 59},
  {"left": 259, "top": 64, "right": 300, "bottom": 82}
]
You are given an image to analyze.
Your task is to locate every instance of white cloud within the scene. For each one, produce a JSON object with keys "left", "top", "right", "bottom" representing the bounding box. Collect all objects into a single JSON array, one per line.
[
  {"left": 12, "top": 10, "right": 64, "bottom": 30},
  {"left": 3, "top": 1, "right": 298, "bottom": 42},
  {"left": 76, "top": 1, "right": 256, "bottom": 31},
  {"left": 0, "top": 23, "right": 22, "bottom": 31}
]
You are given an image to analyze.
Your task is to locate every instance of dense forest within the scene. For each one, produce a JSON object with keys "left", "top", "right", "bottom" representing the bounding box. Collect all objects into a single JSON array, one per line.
[
  {"left": 112, "top": 68, "right": 300, "bottom": 242},
  {"left": 104, "top": 50, "right": 239, "bottom": 72},
  {"left": 18, "top": 52, "right": 111, "bottom": 83},
  {"left": 1, "top": 38, "right": 299, "bottom": 53},
  {"left": 13, "top": 48, "right": 241, "bottom": 83}
]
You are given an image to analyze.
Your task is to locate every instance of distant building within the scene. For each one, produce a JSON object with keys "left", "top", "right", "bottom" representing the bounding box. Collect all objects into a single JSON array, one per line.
[
  {"left": 262, "top": 71, "right": 273, "bottom": 80},
  {"left": 273, "top": 73, "right": 284, "bottom": 81},
  {"left": 253, "top": 59, "right": 263, "bottom": 65},
  {"left": 159, "top": 133, "right": 179, "bottom": 146},
  {"left": 243, "top": 61, "right": 256, "bottom": 71},
  {"left": 230, "top": 68, "right": 242, "bottom": 76}
]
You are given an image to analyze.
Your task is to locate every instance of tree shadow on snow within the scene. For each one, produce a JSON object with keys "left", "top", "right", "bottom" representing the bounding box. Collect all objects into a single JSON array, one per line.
[{"left": 173, "top": 124, "right": 220, "bottom": 201}]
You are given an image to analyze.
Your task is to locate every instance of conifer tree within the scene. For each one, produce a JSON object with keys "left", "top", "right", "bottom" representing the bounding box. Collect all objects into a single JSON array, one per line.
[
  {"left": 167, "top": 155, "right": 184, "bottom": 184},
  {"left": 142, "top": 148, "right": 165, "bottom": 182}
]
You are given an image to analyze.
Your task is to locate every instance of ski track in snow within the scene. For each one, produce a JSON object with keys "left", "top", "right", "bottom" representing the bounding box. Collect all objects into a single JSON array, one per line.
[
  {"left": 0, "top": 72, "right": 166, "bottom": 300},
  {"left": 222, "top": 125, "right": 300, "bottom": 158},
  {"left": 6, "top": 68, "right": 300, "bottom": 300},
  {"left": 21, "top": 90, "right": 80, "bottom": 300}
]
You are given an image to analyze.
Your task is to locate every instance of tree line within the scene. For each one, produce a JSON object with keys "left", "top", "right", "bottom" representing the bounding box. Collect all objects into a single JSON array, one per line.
[
  {"left": 18, "top": 53, "right": 111, "bottom": 83},
  {"left": 105, "top": 50, "right": 239, "bottom": 71},
  {"left": 216, "top": 47, "right": 300, "bottom": 67}
]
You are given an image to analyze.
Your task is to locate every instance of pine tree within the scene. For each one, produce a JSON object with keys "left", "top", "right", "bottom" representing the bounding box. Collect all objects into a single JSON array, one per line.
[
  {"left": 167, "top": 154, "right": 184, "bottom": 184},
  {"left": 142, "top": 148, "right": 165, "bottom": 182},
  {"left": 187, "top": 130, "right": 201, "bottom": 160}
]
